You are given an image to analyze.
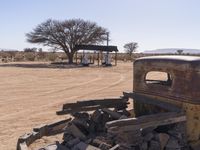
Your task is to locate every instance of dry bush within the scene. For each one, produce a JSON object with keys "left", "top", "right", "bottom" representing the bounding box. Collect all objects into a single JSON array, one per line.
[
  {"left": 46, "top": 52, "right": 58, "bottom": 62},
  {"left": 14, "top": 52, "right": 24, "bottom": 61},
  {"left": 57, "top": 52, "right": 67, "bottom": 61},
  {"left": 24, "top": 52, "right": 35, "bottom": 61},
  {"left": 36, "top": 52, "right": 46, "bottom": 61}
]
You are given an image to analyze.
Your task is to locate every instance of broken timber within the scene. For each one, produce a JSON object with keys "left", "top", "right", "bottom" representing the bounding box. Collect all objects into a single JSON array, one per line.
[
  {"left": 17, "top": 118, "right": 72, "bottom": 150},
  {"left": 106, "top": 112, "right": 186, "bottom": 133},
  {"left": 56, "top": 97, "right": 129, "bottom": 115}
]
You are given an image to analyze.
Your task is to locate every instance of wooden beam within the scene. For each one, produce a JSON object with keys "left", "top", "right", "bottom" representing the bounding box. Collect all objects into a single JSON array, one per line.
[
  {"left": 62, "top": 98, "right": 127, "bottom": 108},
  {"left": 106, "top": 112, "right": 186, "bottom": 133},
  {"left": 57, "top": 98, "right": 129, "bottom": 115}
]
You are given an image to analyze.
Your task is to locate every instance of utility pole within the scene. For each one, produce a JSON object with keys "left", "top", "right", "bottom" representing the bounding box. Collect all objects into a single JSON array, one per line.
[
  {"left": 106, "top": 32, "right": 110, "bottom": 65},
  {"left": 106, "top": 32, "right": 109, "bottom": 46}
]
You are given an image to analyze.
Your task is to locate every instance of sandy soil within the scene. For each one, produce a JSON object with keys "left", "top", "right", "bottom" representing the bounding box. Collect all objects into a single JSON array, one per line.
[{"left": 0, "top": 61, "right": 133, "bottom": 150}]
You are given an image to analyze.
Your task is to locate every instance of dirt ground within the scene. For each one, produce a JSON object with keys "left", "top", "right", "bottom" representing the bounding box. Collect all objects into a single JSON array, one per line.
[{"left": 0, "top": 61, "right": 133, "bottom": 150}]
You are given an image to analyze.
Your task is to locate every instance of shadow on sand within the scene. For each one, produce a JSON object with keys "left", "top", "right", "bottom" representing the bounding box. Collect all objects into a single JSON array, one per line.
[{"left": 0, "top": 62, "right": 90, "bottom": 69}]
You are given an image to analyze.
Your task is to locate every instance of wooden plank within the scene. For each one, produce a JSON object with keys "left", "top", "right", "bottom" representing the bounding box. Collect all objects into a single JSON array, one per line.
[
  {"left": 106, "top": 112, "right": 186, "bottom": 133},
  {"left": 57, "top": 106, "right": 104, "bottom": 115},
  {"left": 58, "top": 98, "right": 129, "bottom": 115},
  {"left": 57, "top": 104, "right": 127, "bottom": 115},
  {"left": 62, "top": 98, "right": 127, "bottom": 109},
  {"left": 47, "top": 118, "right": 72, "bottom": 135}
]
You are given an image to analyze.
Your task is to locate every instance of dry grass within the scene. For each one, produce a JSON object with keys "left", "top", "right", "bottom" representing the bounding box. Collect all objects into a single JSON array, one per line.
[{"left": 0, "top": 61, "right": 133, "bottom": 150}]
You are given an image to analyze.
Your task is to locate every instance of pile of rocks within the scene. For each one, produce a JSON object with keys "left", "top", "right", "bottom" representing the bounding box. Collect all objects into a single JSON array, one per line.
[{"left": 40, "top": 108, "right": 189, "bottom": 150}]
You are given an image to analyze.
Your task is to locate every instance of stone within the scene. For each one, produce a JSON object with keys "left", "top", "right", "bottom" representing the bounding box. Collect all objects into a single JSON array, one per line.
[
  {"left": 140, "top": 142, "right": 148, "bottom": 150},
  {"left": 88, "top": 121, "right": 96, "bottom": 133},
  {"left": 144, "top": 132, "right": 154, "bottom": 142},
  {"left": 115, "top": 130, "right": 142, "bottom": 145},
  {"left": 65, "top": 123, "right": 87, "bottom": 140},
  {"left": 72, "top": 142, "right": 101, "bottom": 150},
  {"left": 72, "top": 118, "right": 89, "bottom": 133},
  {"left": 67, "top": 138, "right": 80, "bottom": 147},
  {"left": 149, "top": 140, "right": 161, "bottom": 150},
  {"left": 168, "top": 130, "right": 182, "bottom": 139},
  {"left": 57, "top": 142, "right": 70, "bottom": 150},
  {"left": 63, "top": 132, "right": 75, "bottom": 142},
  {"left": 85, "top": 138, "right": 92, "bottom": 144},
  {"left": 101, "top": 111, "right": 111, "bottom": 126},
  {"left": 119, "top": 115, "right": 128, "bottom": 119},
  {"left": 91, "top": 110, "right": 103, "bottom": 123},
  {"left": 165, "top": 137, "right": 180, "bottom": 149},
  {"left": 156, "top": 133, "right": 170, "bottom": 150},
  {"left": 141, "top": 127, "right": 156, "bottom": 136}
]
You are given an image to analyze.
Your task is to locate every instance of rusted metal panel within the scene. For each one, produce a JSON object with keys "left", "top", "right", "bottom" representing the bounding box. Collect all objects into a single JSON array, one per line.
[
  {"left": 123, "top": 92, "right": 182, "bottom": 111},
  {"left": 133, "top": 55, "right": 200, "bottom": 105}
]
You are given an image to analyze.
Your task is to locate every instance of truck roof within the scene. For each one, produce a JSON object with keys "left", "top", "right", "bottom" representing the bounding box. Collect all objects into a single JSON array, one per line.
[
  {"left": 133, "top": 55, "right": 200, "bottom": 104},
  {"left": 135, "top": 55, "right": 200, "bottom": 65}
]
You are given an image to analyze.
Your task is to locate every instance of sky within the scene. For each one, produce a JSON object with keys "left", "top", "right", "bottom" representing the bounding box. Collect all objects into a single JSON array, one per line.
[{"left": 1, "top": 0, "right": 200, "bottom": 52}]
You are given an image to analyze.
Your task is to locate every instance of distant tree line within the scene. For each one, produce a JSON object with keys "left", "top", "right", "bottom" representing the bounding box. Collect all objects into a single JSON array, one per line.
[{"left": 23, "top": 47, "right": 43, "bottom": 52}]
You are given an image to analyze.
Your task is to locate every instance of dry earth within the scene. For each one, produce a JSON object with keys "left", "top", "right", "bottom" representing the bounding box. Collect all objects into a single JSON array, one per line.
[{"left": 0, "top": 61, "right": 133, "bottom": 150}]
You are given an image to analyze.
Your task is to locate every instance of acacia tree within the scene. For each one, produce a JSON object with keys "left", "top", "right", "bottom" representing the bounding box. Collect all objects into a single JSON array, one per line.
[
  {"left": 26, "top": 19, "right": 108, "bottom": 63},
  {"left": 177, "top": 49, "right": 183, "bottom": 55},
  {"left": 124, "top": 42, "right": 138, "bottom": 58}
]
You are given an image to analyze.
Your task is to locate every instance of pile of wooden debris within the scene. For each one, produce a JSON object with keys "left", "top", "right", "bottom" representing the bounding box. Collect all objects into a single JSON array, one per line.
[
  {"left": 17, "top": 97, "right": 189, "bottom": 150},
  {"left": 44, "top": 112, "right": 188, "bottom": 150}
]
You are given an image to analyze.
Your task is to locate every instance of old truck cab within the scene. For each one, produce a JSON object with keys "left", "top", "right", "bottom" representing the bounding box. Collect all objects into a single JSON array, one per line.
[{"left": 124, "top": 55, "right": 200, "bottom": 144}]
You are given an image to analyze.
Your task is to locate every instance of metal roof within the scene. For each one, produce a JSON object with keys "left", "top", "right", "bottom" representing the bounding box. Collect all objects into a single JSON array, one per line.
[{"left": 74, "top": 45, "right": 118, "bottom": 52}]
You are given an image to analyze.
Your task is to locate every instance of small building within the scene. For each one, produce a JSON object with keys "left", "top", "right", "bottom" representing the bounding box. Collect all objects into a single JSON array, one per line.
[{"left": 74, "top": 45, "right": 119, "bottom": 66}]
